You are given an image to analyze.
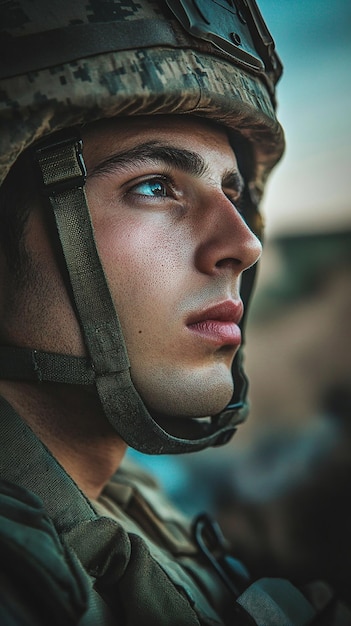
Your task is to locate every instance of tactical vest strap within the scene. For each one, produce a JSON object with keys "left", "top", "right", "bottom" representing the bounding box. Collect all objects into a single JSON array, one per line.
[
  {"left": 236, "top": 578, "right": 317, "bottom": 625},
  {"left": 0, "top": 395, "right": 98, "bottom": 532}
]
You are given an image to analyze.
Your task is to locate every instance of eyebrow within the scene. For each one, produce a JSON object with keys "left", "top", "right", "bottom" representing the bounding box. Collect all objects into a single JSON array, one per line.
[
  {"left": 88, "top": 141, "right": 207, "bottom": 178},
  {"left": 88, "top": 140, "right": 243, "bottom": 194}
]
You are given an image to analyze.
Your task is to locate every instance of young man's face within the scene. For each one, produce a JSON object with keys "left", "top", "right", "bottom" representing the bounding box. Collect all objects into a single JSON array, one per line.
[
  {"left": 81, "top": 116, "right": 261, "bottom": 418},
  {"left": 14, "top": 115, "right": 261, "bottom": 421}
]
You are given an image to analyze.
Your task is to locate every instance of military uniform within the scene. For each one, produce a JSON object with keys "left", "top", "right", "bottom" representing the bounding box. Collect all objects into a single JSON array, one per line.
[
  {"left": 2, "top": 395, "right": 351, "bottom": 625},
  {"left": 0, "top": 395, "right": 247, "bottom": 625},
  {"left": 1, "top": 2, "right": 349, "bottom": 624}
]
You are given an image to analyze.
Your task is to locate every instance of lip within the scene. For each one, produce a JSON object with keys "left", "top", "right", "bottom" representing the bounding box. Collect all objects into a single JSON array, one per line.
[{"left": 186, "top": 300, "right": 243, "bottom": 346}]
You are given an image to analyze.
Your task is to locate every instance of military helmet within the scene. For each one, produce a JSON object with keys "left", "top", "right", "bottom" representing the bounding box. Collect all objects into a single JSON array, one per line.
[{"left": 0, "top": 0, "right": 284, "bottom": 454}]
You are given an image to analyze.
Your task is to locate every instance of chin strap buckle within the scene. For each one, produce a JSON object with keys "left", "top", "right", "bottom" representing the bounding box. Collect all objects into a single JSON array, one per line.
[{"left": 35, "top": 132, "right": 87, "bottom": 195}]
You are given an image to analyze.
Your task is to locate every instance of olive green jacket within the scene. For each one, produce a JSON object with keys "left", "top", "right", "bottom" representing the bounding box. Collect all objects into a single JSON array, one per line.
[{"left": 0, "top": 396, "right": 349, "bottom": 625}]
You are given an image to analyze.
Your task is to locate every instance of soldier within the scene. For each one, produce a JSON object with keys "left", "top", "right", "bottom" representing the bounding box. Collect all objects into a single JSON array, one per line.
[{"left": 0, "top": 1, "right": 349, "bottom": 624}]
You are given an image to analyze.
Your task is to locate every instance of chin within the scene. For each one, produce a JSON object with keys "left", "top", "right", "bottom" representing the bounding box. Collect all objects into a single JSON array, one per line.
[
  {"left": 132, "top": 361, "right": 234, "bottom": 417},
  {"left": 143, "top": 378, "right": 234, "bottom": 419}
]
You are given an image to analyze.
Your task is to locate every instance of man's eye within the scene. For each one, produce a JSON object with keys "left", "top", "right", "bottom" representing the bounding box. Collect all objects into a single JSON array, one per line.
[
  {"left": 225, "top": 193, "right": 244, "bottom": 214},
  {"left": 132, "top": 178, "right": 168, "bottom": 197}
]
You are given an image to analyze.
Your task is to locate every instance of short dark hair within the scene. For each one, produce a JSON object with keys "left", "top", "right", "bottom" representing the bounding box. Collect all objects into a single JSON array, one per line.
[{"left": 0, "top": 150, "right": 39, "bottom": 276}]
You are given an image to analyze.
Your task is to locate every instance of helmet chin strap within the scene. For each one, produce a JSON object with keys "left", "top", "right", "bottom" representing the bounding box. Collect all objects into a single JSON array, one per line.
[{"left": 0, "top": 131, "right": 250, "bottom": 454}]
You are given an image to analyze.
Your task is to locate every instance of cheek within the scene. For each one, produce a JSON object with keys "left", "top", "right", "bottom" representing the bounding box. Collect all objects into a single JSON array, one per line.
[{"left": 94, "top": 217, "right": 192, "bottom": 320}]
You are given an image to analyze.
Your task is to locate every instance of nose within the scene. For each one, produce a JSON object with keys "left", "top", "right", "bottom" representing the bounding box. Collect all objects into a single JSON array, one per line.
[{"left": 195, "top": 190, "right": 262, "bottom": 275}]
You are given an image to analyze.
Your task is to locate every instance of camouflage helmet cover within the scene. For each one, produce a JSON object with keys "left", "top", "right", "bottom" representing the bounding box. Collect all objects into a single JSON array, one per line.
[{"left": 0, "top": 0, "right": 284, "bottom": 205}]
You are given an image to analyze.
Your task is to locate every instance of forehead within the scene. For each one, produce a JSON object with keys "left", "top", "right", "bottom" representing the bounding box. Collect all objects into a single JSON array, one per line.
[{"left": 81, "top": 114, "right": 237, "bottom": 171}]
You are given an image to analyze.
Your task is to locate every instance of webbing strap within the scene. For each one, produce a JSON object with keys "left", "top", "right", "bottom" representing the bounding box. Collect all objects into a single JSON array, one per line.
[
  {"left": 0, "top": 346, "right": 94, "bottom": 384},
  {"left": 36, "top": 136, "right": 130, "bottom": 378},
  {"left": 50, "top": 188, "right": 130, "bottom": 376},
  {"left": 0, "top": 395, "right": 97, "bottom": 532}
]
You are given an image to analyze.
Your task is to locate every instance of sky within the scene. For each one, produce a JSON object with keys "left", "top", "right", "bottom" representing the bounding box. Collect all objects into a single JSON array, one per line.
[{"left": 257, "top": 0, "right": 351, "bottom": 236}]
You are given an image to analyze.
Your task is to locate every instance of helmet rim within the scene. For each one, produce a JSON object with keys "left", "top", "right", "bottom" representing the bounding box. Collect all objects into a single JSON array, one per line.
[{"left": 0, "top": 46, "right": 284, "bottom": 195}]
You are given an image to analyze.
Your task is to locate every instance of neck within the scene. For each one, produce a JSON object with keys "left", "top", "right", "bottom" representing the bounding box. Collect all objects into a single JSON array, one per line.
[{"left": 0, "top": 380, "right": 127, "bottom": 500}]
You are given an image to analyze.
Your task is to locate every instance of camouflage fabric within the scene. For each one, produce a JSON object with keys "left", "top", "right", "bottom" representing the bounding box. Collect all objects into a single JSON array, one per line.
[{"left": 0, "top": 0, "right": 285, "bottom": 204}]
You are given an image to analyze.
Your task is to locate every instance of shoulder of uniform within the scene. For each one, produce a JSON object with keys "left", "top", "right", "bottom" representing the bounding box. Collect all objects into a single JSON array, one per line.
[{"left": 0, "top": 479, "right": 88, "bottom": 626}]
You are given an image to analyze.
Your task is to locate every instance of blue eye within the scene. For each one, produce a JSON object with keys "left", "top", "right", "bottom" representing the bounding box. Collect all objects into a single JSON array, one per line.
[{"left": 133, "top": 179, "right": 167, "bottom": 197}]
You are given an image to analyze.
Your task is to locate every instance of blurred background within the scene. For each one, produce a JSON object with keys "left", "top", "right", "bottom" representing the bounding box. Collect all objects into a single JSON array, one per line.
[
  {"left": 126, "top": 0, "right": 351, "bottom": 602},
  {"left": 257, "top": 0, "right": 351, "bottom": 238}
]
